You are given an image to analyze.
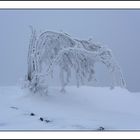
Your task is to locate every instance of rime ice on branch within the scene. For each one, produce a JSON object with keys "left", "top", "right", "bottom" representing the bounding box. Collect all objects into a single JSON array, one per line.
[{"left": 25, "top": 27, "right": 126, "bottom": 94}]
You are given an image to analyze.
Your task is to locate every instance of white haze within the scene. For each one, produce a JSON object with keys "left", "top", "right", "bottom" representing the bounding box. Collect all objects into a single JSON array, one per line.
[{"left": 0, "top": 10, "right": 140, "bottom": 92}]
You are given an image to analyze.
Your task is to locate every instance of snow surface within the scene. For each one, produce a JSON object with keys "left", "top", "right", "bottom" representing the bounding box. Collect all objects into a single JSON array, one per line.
[{"left": 0, "top": 86, "right": 140, "bottom": 131}]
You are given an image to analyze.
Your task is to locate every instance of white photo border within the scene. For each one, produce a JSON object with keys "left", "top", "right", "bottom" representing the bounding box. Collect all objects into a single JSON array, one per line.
[{"left": 0, "top": 1, "right": 140, "bottom": 139}]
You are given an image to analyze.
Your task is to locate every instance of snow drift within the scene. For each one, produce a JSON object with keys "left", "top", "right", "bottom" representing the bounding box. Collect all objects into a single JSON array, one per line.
[{"left": 0, "top": 86, "right": 140, "bottom": 130}]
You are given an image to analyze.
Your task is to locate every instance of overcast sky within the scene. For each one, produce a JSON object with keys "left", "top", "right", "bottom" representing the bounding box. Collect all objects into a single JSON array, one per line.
[{"left": 0, "top": 9, "right": 140, "bottom": 92}]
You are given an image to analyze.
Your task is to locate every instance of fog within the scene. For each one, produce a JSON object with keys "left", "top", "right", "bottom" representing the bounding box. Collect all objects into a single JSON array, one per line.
[{"left": 0, "top": 9, "right": 140, "bottom": 92}]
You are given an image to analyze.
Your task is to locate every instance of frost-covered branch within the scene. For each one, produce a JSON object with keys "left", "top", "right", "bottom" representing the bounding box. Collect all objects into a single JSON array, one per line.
[{"left": 25, "top": 28, "right": 126, "bottom": 94}]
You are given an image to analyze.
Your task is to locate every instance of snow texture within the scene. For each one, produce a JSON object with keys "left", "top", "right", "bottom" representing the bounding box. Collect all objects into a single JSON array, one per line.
[{"left": 0, "top": 86, "right": 140, "bottom": 130}]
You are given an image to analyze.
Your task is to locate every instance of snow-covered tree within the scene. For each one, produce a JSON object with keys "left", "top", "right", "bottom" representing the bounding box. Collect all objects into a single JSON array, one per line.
[{"left": 25, "top": 27, "right": 126, "bottom": 94}]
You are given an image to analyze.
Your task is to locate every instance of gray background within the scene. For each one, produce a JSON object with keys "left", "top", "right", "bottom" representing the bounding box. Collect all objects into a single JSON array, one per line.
[{"left": 0, "top": 9, "right": 139, "bottom": 92}]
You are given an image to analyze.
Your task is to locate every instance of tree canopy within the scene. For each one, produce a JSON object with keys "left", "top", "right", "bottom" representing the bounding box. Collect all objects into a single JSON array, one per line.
[{"left": 25, "top": 28, "right": 126, "bottom": 94}]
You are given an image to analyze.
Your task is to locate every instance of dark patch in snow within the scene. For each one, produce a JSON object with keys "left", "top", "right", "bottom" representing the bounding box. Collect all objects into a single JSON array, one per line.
[
  {"left": 97, "top": 126, "right": 105, "bottom": 131},
  {"left": 39, "top": 117, "right": 51, "bottom": 123},
  {"left": 10, "top": 105, "right": 52, "bottom": 124},
  {"left": 10, "top": 106, "right": 18, "bottom": 110},
  {"left": 30, "top": 113, "right": 35, "bottom": 116},
  {"left": 45, "top": 119, "right": 51, "bottom": 123},
  {"left": 39, "top": 117, "right": 44, "bottom": 121}
]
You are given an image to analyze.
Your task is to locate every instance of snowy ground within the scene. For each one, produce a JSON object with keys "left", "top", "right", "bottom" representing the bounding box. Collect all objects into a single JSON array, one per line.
[{"left": 0, "top": 86, "right": 140, "bottom": 131}]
